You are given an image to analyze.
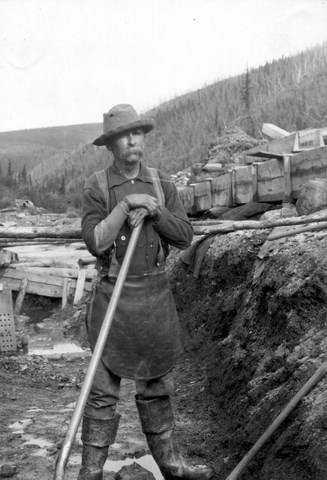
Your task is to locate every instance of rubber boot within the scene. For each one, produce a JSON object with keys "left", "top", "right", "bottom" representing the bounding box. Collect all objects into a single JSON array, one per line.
[
  {"left": 77, "top": 414, "right": 120, "bottom": 480},
  {"left": 136, "top": 397, "right": 213, "bottom": 480}
]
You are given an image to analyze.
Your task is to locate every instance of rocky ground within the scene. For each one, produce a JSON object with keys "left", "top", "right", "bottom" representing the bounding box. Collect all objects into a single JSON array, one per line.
[{"left": 1, "top": 209, "right": 327, "bottom": 479}]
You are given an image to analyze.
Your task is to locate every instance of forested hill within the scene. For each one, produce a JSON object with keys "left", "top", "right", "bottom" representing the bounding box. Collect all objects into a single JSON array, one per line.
[{"left": 1, "top": 42, "right": 327, "bottom": 212}]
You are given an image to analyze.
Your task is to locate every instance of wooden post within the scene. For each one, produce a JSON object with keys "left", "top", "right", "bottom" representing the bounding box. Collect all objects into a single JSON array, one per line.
[
  {"left": 62, "top": 277, "right": 69, "bottom": 309},
  {"left": 14, "top": 277, "right": 28, "bottom": 316},
  {"left": 251, "top": 163, "right": 259, "bottom": 202},
  {"left": 0, "top": 286, "right": 17, "bottom": 353},
  {"left": 73, "top": 268, "right": 86, "bottom": 304},
  {"left": 283, "top": 154, "right": 292, "bottom": 202}
]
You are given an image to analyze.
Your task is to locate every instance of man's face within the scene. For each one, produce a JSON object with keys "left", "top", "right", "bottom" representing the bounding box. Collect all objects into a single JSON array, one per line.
[{"left": 107, "top": 129, "right": 145, "bottom": 166}]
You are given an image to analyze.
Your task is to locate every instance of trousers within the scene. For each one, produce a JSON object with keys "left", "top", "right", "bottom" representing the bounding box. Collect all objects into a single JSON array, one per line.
[{"left": 84, "top": 358, "right": 175, "bottom": 419}]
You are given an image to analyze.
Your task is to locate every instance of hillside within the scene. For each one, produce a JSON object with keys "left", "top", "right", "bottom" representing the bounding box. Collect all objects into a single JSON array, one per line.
[{"left": 1, "top": 41, "right": 327, "bottom": 212}]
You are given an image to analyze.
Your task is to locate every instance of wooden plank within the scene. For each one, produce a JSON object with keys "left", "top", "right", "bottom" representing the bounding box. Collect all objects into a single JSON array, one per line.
[
  {"left": 290, "top": 146, "right": 327, "bottom": 198},
  {"left": 233, "top": 166, "right": 253, "bottom": 204},
  {"left": 210, "top": 173, "right": 232, "bottom": 207},
  {"left": 177, "top": 186, "right": 195, "bottom": 214},
  {"left": 262, "top": 123, "right": 290, "bottom": 139},
  {"left": 1, "top": 267, "right": 69, "bottom": 287},
  {"left": 0, "top": 267, "right": 93, "bottom": 297},
  {"left": 191, "top": 181, "right": 212, "bottom": 212},
  {"left": 256, "top": 158, "right": 285, "bottom": 202},
  {"left": 244, "top": 132, "right": 297, "bottom": 156},
  {"left": 11, "top": 265, "right": 96, "bottom": 280}
]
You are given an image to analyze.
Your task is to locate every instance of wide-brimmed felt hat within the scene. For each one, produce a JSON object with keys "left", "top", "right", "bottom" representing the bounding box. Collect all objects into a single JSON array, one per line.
[{"left": 93, "top": 104, "right": 154, "bottom": 146}]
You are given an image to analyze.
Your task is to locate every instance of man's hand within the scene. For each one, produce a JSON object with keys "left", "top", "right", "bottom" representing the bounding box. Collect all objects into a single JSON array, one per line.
[
  {"left": 124, "top": 194, "right": 159, "bottom": 217},
  {"left": 128, "top": 207, "right": 148, "bottom": 228}
]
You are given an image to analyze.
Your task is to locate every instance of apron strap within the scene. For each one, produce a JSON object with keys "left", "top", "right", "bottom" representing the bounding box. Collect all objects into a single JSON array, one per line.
[{"left": 146, "top": 167, "right": 165, "bottom": 209}]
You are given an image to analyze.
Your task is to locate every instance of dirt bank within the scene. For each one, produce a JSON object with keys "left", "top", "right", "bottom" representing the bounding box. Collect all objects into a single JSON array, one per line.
[
  {"left": 170, "top": 227, "right": 327, "bottom": 479},
  {"left": 1, "top": 224, "right": 327, "bottom": 479}
]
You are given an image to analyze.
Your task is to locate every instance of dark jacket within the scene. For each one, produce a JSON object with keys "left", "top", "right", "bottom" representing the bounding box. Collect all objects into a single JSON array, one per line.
[{"left": 81, "top": 162, "right": 193, "bottom": 274}]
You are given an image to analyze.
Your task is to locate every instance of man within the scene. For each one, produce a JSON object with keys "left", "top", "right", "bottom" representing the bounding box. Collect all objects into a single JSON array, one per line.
[{"left": 80, "top": 104, "right": 213, "bottom": 480}]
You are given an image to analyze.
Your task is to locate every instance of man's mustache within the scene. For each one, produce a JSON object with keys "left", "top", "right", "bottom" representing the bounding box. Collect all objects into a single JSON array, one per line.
[{"left": 126, "top": 148, "right": 143, "bottom": 155}]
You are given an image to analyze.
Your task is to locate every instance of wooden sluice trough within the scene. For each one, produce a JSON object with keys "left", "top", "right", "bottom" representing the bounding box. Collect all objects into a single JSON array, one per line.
[
  {"left": 0, "top": 243, "right": 97, "bottom": 311},
  {"left": 178, "top": 128, "right": 327, "bottom": 213}
]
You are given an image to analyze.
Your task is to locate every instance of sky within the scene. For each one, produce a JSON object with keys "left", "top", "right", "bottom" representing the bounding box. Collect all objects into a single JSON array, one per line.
[{"left": 1, "top": 0, "right": 327, "bottom": 132}]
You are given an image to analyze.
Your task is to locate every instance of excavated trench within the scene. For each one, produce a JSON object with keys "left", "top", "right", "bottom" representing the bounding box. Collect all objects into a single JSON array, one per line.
[
  {"left": 169, "top": 228, "right": 327, "bottom": 480},
  {"left": 1, "top": 226, "right": 327, "bottom": 479}
]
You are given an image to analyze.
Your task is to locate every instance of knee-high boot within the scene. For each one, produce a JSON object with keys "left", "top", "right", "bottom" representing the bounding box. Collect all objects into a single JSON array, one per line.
[
  {"left": 136, "top": 397, "right": 213, "bottom": 480},
  {"left": 77, "top": 414, "right": 120, "bottom": 480}
]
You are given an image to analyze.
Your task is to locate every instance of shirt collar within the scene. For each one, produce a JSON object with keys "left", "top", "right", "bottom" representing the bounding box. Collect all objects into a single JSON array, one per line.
[{"left": 108, "top": 162, "right": 152, "bottom": 187}]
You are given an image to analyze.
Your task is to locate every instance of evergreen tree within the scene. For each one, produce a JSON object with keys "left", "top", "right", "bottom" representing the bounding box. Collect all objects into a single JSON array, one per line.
[
  {"left": 21, "top": 164, "right": 27, "bottom": 183},
  {"left": 59, "top": 174, "right": 66, "bottom": 195},
  {"left": 241, "top": 67, "right": 255, "bottom": 136},
  {"left": 7, "top": 158, "right": 13, "bottom": 186}
]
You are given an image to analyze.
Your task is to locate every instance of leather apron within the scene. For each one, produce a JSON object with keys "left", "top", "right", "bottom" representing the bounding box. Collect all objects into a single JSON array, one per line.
[{"left": 86, "top": 173, "right": 183, "bottom": 380}]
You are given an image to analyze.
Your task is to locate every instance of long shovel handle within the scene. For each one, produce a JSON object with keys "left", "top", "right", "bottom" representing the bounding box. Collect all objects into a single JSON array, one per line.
[
  {"left": 53, "top": 221, "right": 143, "bottom": 480},
  {"left": 225, "top": 363, "right": 327, "bottom": 480}
]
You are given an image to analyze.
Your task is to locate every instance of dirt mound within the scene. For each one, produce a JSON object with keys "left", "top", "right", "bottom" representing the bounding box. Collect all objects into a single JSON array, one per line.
[{"left": 205, "top": 126, "right": 263, "bottom": 165}]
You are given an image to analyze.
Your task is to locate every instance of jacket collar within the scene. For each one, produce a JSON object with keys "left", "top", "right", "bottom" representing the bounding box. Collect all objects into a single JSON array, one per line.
[{"left": 108, "top": 162, "right": 152, "bottom": 188}]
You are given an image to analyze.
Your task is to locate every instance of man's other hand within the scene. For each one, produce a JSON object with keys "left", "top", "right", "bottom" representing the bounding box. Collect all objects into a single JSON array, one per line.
[
  {"left": 128, "top": 207, "right": 148, "bottom": 228},
  {"left": 124, "top": 194, "right": 158, "bottom": 216}
]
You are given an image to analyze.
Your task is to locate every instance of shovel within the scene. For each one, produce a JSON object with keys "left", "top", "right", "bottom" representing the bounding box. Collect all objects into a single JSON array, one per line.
[{"left": 53, "top": 221, "right": 143, "bottom": 480}]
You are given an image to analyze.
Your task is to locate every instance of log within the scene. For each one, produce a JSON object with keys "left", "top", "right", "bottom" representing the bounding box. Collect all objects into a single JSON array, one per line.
[
  {"left": 78, "top": 257, "right": 96, "bottom": 267},
  {"left": 267, "top": 222, "right": 327, "bottom": 241},
  {"left": 0, "top": 238, "right": 81, "bottom": 248},
  {"left": 191, "top": 213, "right": 327, "bottom": 235},
  {"left": 0, "top": 225, "right": 81, "bottom": 239}
]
